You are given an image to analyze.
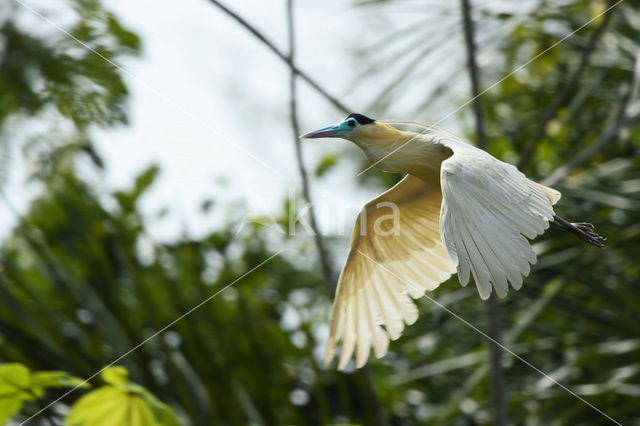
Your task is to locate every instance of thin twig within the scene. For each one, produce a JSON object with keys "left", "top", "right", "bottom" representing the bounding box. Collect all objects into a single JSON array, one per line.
[
  {"left": 485, "top": 294, "right": 508, "bottom": 424},
  {"left": 286, "top": 0, "right": 333, "bottom": 289},
  {"left": 460, "top": 0, "right": 487, "bottom": 150},
  {"left": 286, "top": 3, "right": 388, "bottom": 425},
  {"left": 208, "top": 0, "right": 350, "bottom": 114},
  {"left": 517, "top": 2, "right": 617, "bottom": 169},
  {"left": 460, "top": 0, "right": 508, "bottom": 424},
  {"left": 360, "top": 363, "right": 390, "bottom": 426}
]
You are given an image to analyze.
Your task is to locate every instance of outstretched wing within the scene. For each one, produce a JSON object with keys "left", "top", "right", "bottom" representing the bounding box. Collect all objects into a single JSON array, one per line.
[
  {"left": 326, "top": 175, "right": 456, "bottom": 370},
  {"left": 438, "top": 139, "right": 561, "bottom": 300}
]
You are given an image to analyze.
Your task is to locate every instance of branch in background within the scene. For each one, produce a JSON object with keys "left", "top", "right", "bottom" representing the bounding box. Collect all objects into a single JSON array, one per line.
[
  {"left": 208, "top": 0, "right": 350, "bottom": 114},
  {"left": 517, "top": 2, "right": 617, "bottom": 170},
  {"left": 460, "top": 0, "right": 487, "bottom": 150},
  {"left": 460, "top": 0, "right": 508, "bottom": 424},
  {"left": 286, "top": 3, "right": 388, "bottom": 425},
  {"left": 286, "top": 0, "right": 333, "bottom": 288}
]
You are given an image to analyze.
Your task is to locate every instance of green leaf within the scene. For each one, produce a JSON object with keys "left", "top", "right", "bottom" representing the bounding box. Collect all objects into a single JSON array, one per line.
[
  {"left": 65, "top": 386, "right": 138, "bottom": 426},
  {"left": 66, "top": 366, "right": 180, "bottom": 425},
  {"left": 140, "top": 390, "right": 181, "bottom": 426},
  {"left": 107, "top": 15, "right": 141, "bottom": 51},
  {"left": 0, "top": 363, "right": 35, "bottom": 424},
  {"left": 314, "top": 154, "right": 338, "bottom": 177},
  {"left": 133, "top": 165, "right": 160, "bottom": 201},
  {"left": 65, "top": 386, "right": 180, "bottom": 426},
  {"left": 0, "top": 364, "right": 94, "bottom": 423},
  {"left": 100, "top": 366, "right": 130, "bottom": 387},
  {"left": 30, "top": 371, "right": 89, "bottom": 389}
]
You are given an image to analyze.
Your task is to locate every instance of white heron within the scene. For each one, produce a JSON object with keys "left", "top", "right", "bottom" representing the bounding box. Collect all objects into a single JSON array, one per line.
[{"left": 302, "top": 113, "right": 604, "bottom": 370}]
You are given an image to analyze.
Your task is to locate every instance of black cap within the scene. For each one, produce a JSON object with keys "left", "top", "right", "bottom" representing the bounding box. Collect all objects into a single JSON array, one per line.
[{"left": 346, "top": 113, "right": 375, "bottom": 125}]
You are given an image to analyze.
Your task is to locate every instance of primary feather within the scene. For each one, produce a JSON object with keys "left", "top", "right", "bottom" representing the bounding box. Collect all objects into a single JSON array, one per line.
[{"left": 438, "top": 138, "right": 558, "bottom": 300}]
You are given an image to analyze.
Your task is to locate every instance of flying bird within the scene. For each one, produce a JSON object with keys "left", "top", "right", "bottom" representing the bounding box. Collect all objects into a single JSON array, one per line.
[{"left": 302, "top": 113, "right": 604, "bottom": 370}]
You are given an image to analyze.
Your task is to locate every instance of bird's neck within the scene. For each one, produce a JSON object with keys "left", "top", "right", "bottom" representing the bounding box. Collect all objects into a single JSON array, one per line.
[
  {"left": 345, "top": 122, "right": 411, "bottom": 151},
  {"left": 347, "top": 123, "right": 451, "bottom": 179}
]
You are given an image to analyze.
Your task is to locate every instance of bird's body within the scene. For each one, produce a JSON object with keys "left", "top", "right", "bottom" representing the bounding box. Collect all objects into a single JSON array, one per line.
[{"left": 302, "top": 114, "right": 604, "bottom": 370}]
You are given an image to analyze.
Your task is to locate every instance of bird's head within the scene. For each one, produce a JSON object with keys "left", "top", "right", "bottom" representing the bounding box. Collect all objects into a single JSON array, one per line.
[{"left": 301, "top": 113, "right": 398, "bottom": 146}]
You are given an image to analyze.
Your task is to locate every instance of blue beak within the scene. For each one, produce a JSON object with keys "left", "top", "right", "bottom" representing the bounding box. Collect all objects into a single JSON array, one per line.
[{"left": 301, "top": 122, "right": 351, "bottom": 139}]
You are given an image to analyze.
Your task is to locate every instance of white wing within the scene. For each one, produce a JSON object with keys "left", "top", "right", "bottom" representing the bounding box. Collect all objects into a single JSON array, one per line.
[
  {"left": 326, "top": 175, "right": 456, "bottom": 370},
  {"left": 438, "top": 138, "right": 561, "bottom": 300}
]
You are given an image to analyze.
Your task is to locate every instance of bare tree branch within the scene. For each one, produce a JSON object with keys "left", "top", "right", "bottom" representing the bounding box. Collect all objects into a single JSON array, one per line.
[
  {"left": 517, "top": 2, "right": 617, "bottom": 170},
  {"left": 484, "top": 293, "right": 508, "bottom": 426},
  {"left": 361, "top": 365, "right": 390, "bottom": 426},
  {"left": 286, "top": 3, "right": 388, "bottom": 425},
  {"left": 460, "top": 0, "right": 507, "bottom": 424},
  {"left": 461, "top": 0, "right": 487, "bottom": 150},
  {"left": 286, "top": 0, "right": 333, "bottom": 288},
  {"left": 208, "top": 0, "right": 350, "bottom": 114}
]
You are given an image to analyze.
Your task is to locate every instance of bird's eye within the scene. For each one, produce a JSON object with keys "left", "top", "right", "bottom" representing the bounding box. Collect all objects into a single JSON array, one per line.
[{"left": 348, "top": 119, "right": 357, "bottom": 127}]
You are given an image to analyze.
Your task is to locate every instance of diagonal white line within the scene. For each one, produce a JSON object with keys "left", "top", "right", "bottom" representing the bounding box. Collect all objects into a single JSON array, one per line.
[
  {"left": 17, "top": 251, "right": 282, "bottom": 426},
  {"left": 11, "top": 0, "right": 282, "bottom": 177},
  {"left": 357, "top": 0, "right": 624, "bottom": 176},
  {"left": 356, "top": 249, "right": 622, "bottom": 426}
]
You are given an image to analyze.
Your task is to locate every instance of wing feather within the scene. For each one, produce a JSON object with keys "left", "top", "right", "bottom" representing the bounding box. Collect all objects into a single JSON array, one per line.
[
  {"left": 325, "top": 175, "right": 456, "bottom": 369},
  {"left": 438, "top": 139, "right": 559, "bottom": 299},
  {"left": 326, "top": 135, "right": 561, "bottom": 368},
  {"left": 337, "top": 296, "right": 357, "bottom": 370},
  {"left": 355, "top": 288, "right": 371, "bottom": 369},
  {"left": 458, "top": 218, "right": 493, "bottom": 299},
  {"left": 364, "top": 285, "right": 389, "bottom": 359}
]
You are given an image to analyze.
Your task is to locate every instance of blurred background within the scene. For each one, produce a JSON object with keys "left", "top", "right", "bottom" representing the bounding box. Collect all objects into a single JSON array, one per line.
[{"left": 1, "top": 0, "right": 639, "bottom": 424}]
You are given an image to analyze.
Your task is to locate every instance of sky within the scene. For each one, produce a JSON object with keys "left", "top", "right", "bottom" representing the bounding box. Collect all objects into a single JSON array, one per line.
[
  {"left": 1, "top": 0, "right": 490, "bottom": 242},
  {"left": 96, "top": 0, "right": 374, "bottom": 241}
]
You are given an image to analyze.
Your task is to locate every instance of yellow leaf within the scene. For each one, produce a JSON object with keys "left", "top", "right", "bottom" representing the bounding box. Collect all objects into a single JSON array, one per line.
[
  {"left": 0, "top": 363, "right": 35, "bottom": 424},
  {"left": 31, "top": 371, "right": 89, "bottom": 389},
  {"left": 66, "top": 387, "right": 130, "bottom": 426},
  {"left": 100, "top": 366, "right": 129, "bottom": 386}
]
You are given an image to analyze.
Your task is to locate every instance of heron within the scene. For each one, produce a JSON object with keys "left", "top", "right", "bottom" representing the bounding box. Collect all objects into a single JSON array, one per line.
[{"left": 302, "top": 113, "right": 605, "bottom": 370}]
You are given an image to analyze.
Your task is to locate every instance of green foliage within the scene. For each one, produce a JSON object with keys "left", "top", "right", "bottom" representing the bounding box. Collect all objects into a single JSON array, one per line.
[
  {"left": 0, "top": 363, "right": 33, "bottom": 424},
  {"left": 1, "top": 0, "right": 640, "bottom": 425},
  {"left": 315, "top": 153, "right": 338, "bottom": 177},
  {"left": 66, "top": 366, "right": 180, "bottom": 426},
  {"left": 0, "top": 362, "right": 85, "bottom": 424},
  {"left": 0, "top": 0, "right": 140, "bottom": 187},
  {"left": 0, "top": 0, "right": 139, "bottom": 131},
  {"left": 0, "top": 145, "right": 389, "bottom": 425},
  {"left": 0, "top": 362, "right": 178, "bottom": 425}
]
